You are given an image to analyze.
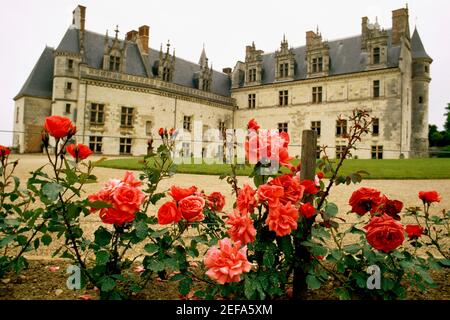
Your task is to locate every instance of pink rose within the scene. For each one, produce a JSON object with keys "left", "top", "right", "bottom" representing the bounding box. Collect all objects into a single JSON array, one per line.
[{"left": 178, "top": 195, "right": 206, "bottom": 222}]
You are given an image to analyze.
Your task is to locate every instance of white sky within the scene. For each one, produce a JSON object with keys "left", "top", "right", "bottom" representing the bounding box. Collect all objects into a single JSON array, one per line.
[{"left": 1, "top": 0, "right": 449, "bottom": 146}]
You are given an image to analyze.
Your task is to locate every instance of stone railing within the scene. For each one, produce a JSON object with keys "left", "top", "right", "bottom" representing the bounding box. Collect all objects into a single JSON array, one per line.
[{"left": 81, "top": 67, "right": 235, "bottom": 106}]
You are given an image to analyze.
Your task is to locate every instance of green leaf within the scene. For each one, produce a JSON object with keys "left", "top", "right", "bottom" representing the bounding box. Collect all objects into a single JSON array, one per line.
[
  {"left": 0, "top": 235, "right": 15, "bottom": 248},
  {"left": 94, "top": 227, "right": 112, "bottom": 247},
  {"left": 277, "top": 236, "right": 294, "bottom": 261},
  {"left": 33, "top": 238, "right": 40, "bottom": 250},
  {"left": 149, "top": 228, "right": 169, "bottom": 238},
  {"left": 100, "top": 277, "right": 116, "bottom": 292},
  {"left": 439, "top": 259, "right": 450, "bottom": 267},
  {"left": 178, "top": 277, "right": 193, "bottom": 296},
  {"left": 135, "top": 221, "right": 148, "bottom": 239},
  {"left": 325, "top": 203, "right": 338, "bottom": 217},
  {"left": 343, "top": 244, "right": 361, "bottom": 254},
  {"left": 144, "top": 243, "right": 159, "bottom": 254},
  {"left": 244, "top": 278, "right": 256, "bottom": 299},
  {"left": 334, "top": 287, "right": 350, "bottom": 300},
  {"left": 96, "top": 250, "right": 110, "bottom": 265},
  {"left": 41, "top": 234, "right": 52, "bottom": 246},
  {"left": 89, "top": 201, "right": 112, "bottom": 209},
  {"left": 150, "top": 193, "right": 166, "bottom": 205},
  {"left": 306, "top": 275, "right": 321, "bottom": 290},
  {"left": 263, "top": 251, "right": 275, "bottom": 267},
  {"left": 42, "top": 183, "right": 63, "bottom": 202}
]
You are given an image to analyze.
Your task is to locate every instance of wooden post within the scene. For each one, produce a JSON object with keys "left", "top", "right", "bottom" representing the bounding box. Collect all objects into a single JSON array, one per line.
[
  {"left": 293, "top": 130, "right": 317, "bottom": 299},
  {"left": 300, "top": 130, "right": 317, "bottom": 181}
]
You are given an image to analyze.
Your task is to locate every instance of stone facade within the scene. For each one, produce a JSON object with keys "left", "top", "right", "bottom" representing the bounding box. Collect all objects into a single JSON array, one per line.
[{"left": 13, "top": 5, "right": 431, "bottom": 159}]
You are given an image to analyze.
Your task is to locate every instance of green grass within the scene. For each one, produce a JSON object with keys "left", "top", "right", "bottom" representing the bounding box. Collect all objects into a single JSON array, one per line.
[{"left": 95, "top": 157, "right": 450, "bottom": 179}]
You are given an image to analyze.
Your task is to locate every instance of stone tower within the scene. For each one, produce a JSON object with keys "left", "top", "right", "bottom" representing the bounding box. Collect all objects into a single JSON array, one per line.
[{"left": 410, "top": 27, "right": 432, "bottom": 157}]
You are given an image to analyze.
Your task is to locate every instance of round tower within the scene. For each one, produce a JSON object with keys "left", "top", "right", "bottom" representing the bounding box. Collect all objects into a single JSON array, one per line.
[{"left": 410, "top": 28, "right": 432, "bottom": 158}]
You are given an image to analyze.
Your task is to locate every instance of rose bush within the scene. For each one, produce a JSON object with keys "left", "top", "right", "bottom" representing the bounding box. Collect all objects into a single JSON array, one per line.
[{"left": 0, "top": 110, "right": 448, "bottom": 301}]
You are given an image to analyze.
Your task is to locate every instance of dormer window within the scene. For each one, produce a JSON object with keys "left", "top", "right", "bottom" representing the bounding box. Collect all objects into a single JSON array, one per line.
[
  {"left": 109, "top": 55, "right": 121, "bottom": 71},
  {"left": 312, "top": 57, "right": 323, "bottom": 73},
  {"left": 248, "top": 68, "right": 257, "bottom": 82},
  {"left": 202, "top": 79, "right": 211, "bottom": 91},
  {"left": 279, "top": 63, "right": 289, "bottom": 78},
  {"left": 373, "top": 47, "right": 380, "bottom": 64},
  {"left": 162, "top": 67, "right": 172, "bottom": 81},
  {"left": 68, "top": 59, "right": 74, "bottom": 70}
]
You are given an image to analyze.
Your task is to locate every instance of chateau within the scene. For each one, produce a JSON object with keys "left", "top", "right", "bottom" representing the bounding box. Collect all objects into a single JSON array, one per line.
[{"left": 13, "top": 5, "right": 432, "bottom": 159}]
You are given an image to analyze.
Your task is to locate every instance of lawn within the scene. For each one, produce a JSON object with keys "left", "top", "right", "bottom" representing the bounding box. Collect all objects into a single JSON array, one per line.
[{"left": 95, "top": 157, "right": 450, "bottom": 179}]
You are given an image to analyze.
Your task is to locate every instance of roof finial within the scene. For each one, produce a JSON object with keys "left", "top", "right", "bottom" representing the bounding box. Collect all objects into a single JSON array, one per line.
[
  {"left": 114, "top": 25, "right": 119, "bottom": 38},
  {"left": 316, "top": 25, "right": 319, "bottom": 35},
  {"left": 166, "top": 39, "right": 170, "bottom": 53}
]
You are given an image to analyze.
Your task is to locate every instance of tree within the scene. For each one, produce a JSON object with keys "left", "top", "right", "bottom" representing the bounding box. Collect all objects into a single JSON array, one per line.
[{"left": 445, "top": 103, "right": 450, "bottom": 132}]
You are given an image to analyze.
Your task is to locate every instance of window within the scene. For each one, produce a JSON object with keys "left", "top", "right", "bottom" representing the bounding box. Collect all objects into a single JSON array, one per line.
[
  {"left": 279, "top": 90, "right": 289, "bottom": 106},
  {"left": 145, "top": 121, "right": 152, "bottom": 135},
  {"left": 65, "top": 103, "right": 71, "bottom": 114},
  {"left": 162, "top": 67, "right": 171, "bottom": 81},
  {"left": 202, "top": 79, "right": 211, "bottom": 91},
  {"left": 90, "top": 103, "right": 105, "bottom": 124},
  {"left": 109, "top": 55, "right": 121, "bottom": 72},
  {"left": 68, "top": 59, "right": 74, "bottom": 70},
  {"left": 372, "top": 118, "right": 379, "bottom": 135},
  {"left": 182, "top": 142, "right": 191, "bottom": 157},
  {"left": 316, "top": 145, "right": 322, "bottom": 159},
  {"left": 183, "top": 116, "right": 192, "bottom": 131},
  {"left": 373, "top": 47, "right": 380, "bottom": 64},
  {"left": 248, "top": 68, "right": 257, "bottom": 82},
  {"left": 66, "top": 82, "right": 72, "bottom": 92},
  {"left": 89, "top": 136, "right": 103, "bottom": 153},
  {"left": 373, "top": 80, "right": 380, "bottom": 98},
  {"left": 336, "top": 120, "right": 347, "bottom": 137},
  {"left": 279, "top": 62, "right": 289, "bottom": 78},
  {"left": 219, "top": 121, "right": 226, "bottom": 134},
  {"left": 311, "top": 121, "right": 321, "bottom": 137},
  {"left": 371, "top": 145, "right": 383, "bottom": 159},
  {"left": 119, "top": 138, "right": 132, "bottom": 155},
  {"left": 424, "top": 65, "right": 429, "bottom": 73},
  {"left": 312, "top": 57, "right": 323, "bottom": 73},
  {"left": 419, "top": 96, "right": 423, "bottom": 104},
  {"left": 336, "top": 145, "right": 346, "bottom": 159},
  {"left": 120, "top": 107, "right": 133, "bottom": 127},
  {"left": 312, "top": 86, "right": 323, "bottom": 104},
  {"left": 248, "top": 94, "right": 256, "bottom": 109},
  {"left": 278, "top": 122, "right": 288, "bottom": 133},
  {"left": 15, "top": 107, "right": 19, "bottom": 123}
]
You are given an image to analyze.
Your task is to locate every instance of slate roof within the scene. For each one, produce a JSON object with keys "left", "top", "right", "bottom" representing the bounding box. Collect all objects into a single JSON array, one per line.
[
  {"left": 56, "top": 27, "right": 230, "bottom": 96},
  {"left": 255, "top": 29, "right": 401, "bottom": 85},
  {"left": 411, "top": 28, "right": 432, "bottom": 60},
  {"left": 16, "top": 26, "right": 410, "bottom": 100},
  {"left": 14, "top": 46, "right": 55, "bottom": 100}
]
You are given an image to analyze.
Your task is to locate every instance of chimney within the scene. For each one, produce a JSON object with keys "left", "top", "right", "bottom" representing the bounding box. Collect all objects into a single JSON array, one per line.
[
  {"left": 306, "top": 31, "right": 316, "bottom": 47},
  {"left": 138, "top": 25, "right": 150, "bottom": 54},
  {"left": 222, "top": 67, "right": 232, "bottom": 75},
  {"left": 126, "top": 30, "right": 138, "bottom": 42},
  {"left": 72, "top": 5, "right": 86, "bottom": 31},
  {"left": 392, "top": 7, "right": 410, "bottom": 45},
  {"left": 361, "top": 17, "right": 368, "bottom": 49}
]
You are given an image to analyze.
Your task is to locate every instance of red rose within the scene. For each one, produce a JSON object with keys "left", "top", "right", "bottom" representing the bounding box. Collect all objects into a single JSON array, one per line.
[
  {"left": 349, "top": 187, "right": 382, "bottom": 215},
  {"left": 266, "top": 202, "right": 299, "bottom": 237},
  {"left": 269, "top": 174, "right": 305, "bottom": 205},
  {"left": 236, "top": 184, "right": 257, "bottom": 214},
  {"left": 300, "top": 202, "right": 316, "bottom": 219},
  {"left": 66, "top": 144, "right": 93, "bottom": 161},
  {"left": 158, "top": 201, "right": 182, "bottom": 225},
  {"left": 99, "top": 207, "right": 135, "bottom": 225},
  {"left": 257, "top": 184, "right": 284, "bottom": 207},
  {"left": 158, "top": 128, "right": 165, "bottom": 137},
  {"left": 247, "top": 119, "right": 260, "bottom": 131},
  {"left": 364, "top": 214, "right": 404, "bottom": 253},
  {"left": 44, "top": 115, "right": 76, "bottom": 139},
  {"left": 405, "top": 224, "right": 424, "bottom": 239},
  {"left": 377, "top": 196, "right": 403, "bottom": 219},
  {"left": 207, "top": 192, "right": 226, "bottom": 212},
  {"left": 0, "top": 145, "right": 11, "bottom": 158},
  {"left": 317, "top": 172, "right": 324, "bottom": 179},
  {"left": 178, "top": 195, "right": 205, "bottom": 222},
  {"left": 168, "top": 185, "right": 198, "bottom": 202},
  {"left": 169, "top": 128, "right": 175, "bottom": 136},
  {"left": 301, "top": 180, "right": 319, "bottom": 195},
  {"left": 112, "top": 184, "right": 145, "bottom": 214},
  {"left": 226, "top": 209, "right": 256, "bottom": 244},
  {"left": 418, "top": 191, "right": 441, "bottom": 204}
]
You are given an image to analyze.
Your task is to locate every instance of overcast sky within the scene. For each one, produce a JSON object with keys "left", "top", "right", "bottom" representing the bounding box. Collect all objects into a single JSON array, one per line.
[{"left": 1, "top": 0, "right": 449, "bottom": 146}]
